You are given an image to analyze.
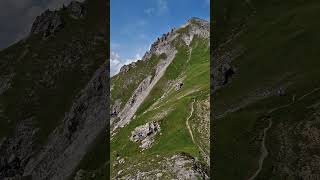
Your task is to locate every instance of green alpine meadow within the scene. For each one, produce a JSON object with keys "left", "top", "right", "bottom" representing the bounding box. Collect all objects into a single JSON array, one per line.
[{"left": 110, "top": 18, "right": 210, "bottom": 179}]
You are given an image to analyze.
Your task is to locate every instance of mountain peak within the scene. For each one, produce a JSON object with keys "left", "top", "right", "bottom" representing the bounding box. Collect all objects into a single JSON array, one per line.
[{"left": 188, "top": 17, "right": 207, "bottom": 23}]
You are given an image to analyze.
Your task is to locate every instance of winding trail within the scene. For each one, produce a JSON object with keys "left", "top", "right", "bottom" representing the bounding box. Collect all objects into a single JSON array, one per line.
[
  {"left": 248, "top": 87, "right": 320, "bottom": 179},
  {"left": 186, "top": 99, "right": 196, "bottom": 144},
  {"left": 186, "top": 99, "right": 207, "bottom": 161},
  {"left": 248, "top": 118, "right": 272, "bottom": 180}
]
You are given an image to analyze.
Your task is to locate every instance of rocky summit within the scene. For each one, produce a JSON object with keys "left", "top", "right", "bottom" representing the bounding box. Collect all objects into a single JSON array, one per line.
[
  {"left": 111, "top": 17, "right": 210, "bottom": 179},
  {"left": 0, "top": 0, "right": 108, "bottom": 179}
]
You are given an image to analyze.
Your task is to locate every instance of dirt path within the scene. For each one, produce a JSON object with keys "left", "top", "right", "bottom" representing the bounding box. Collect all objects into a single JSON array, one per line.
[
  {"left": 248, "top": 118, "right": 272, "bottom": 180},
  {"left": 186, "top": 99, "right": 196, "bottom": 143},
  {"left": 297, "top": 87, "right": 320, "bottom": 101},
  {"left": 186, "top": 99, "right": 207, "bottom": 161},
  {"left": 248, "top": 87, "right": 320, "bottom": 179}
]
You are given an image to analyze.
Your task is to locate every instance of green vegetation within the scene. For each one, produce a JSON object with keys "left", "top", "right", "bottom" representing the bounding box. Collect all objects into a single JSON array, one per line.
[
  {"left": 111, "top": 54, "right": 162, "bottom": 108},
  {"left": 111, "top": 31, "right": 209, "bottom": 177},
  {"left": 214, "top": 0, "right": 320, "bottom": 179}
]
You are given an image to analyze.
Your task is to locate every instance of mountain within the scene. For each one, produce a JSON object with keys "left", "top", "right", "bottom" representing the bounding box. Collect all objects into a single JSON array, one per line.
[
  {"left": 0, "top": 0, "right": 108, "bottom": 179},
  {"left": 213, "top": 0, "right": 320, "bottom": 179},
  {"left": 110, "top": 17, "right": 210, "bottom": 179}
]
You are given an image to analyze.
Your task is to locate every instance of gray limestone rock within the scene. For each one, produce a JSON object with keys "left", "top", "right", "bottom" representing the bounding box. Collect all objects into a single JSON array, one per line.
[
  {"left": 68, "top": 1, "right": 86, "bottom": 19},
  {"left": 130, "top": 121, "right": 160, "bottom": 150},
  {"left": 30, "top": 10, "right": 63, "bottom": 38},
  {"left": 111, "top": 99, "right": 121, "bottom": 117}
]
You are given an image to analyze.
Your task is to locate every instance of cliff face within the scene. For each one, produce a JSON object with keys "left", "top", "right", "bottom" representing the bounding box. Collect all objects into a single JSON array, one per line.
[
  {"left": 0, "top": 0, "right": 108, "bottom": 179},
  {"left": 213, "top": 0, "right": 320, "bottom": 179},
  {"left": 110, "top": 18, "right": 210, "bottom": 179}
]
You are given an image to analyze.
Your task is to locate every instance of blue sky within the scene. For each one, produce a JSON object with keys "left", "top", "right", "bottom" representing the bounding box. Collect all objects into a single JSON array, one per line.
[{"left": 110, "top": 0, "right": 210, "bottom": 75}]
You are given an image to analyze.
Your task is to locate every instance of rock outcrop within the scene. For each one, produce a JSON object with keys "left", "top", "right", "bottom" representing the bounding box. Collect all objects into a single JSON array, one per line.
[
  {"left": 181, "top": 17, "right": 210, "bottom": 46},
  {"left": 130, "top": 121, "right": 160, "bottom": 150},
  {"left": 30, "top": 1, "right": 88, "bottom": 39},
  {"left": 111, "top": 99, "right": 121, "bottom": 117},
  {"left": 30, "top": 10, "right": 64, "bottom": 38},
  {"left": 68, "top": 1, "right": 86, "bottom": 19},
  {"left": 23, "top": 65, "right": 108, "bottom": 179}
]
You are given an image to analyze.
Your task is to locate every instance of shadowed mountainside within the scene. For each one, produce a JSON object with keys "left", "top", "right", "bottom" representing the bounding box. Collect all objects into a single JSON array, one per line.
[
  {"left": 213, "top": 0, "right": 320, "bottom": 179},
  {"left": 0, "top": 0, "right": 109, "bottom": 179}
]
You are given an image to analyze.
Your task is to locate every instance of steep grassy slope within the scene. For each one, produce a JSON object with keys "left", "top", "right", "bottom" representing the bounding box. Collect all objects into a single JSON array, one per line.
[
  {"left": 0, "top": 0, "right": 105, "bottom": 144},
  {"left": 111, "top": 19, "right": 210, "bottom": 179},
  {"left": 213, "top": 0, "right": 320, "bottom": 179},
  {"left": 0, "top": 0, "right": 108, "bottom": 179}
]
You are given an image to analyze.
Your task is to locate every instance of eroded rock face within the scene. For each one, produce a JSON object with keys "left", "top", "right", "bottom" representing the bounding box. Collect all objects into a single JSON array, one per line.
[
  {"left": 114, "top": 76, "right": 152, "bottom": 130},
  {"left": 130, "top": 121, "right": 160, "bottom": 150},
  {"left": 169, "top": 154, "right": 209, "bottom": 180},
  {"left": 0, "top": 73, "right": 14, "bottom": 95},
  {"left": 68, "top": 1, "right": 86, "bottom": 19},
  {"left": 212, "top": 45, "right": 244, "bottom": 93},
  {"left": 119, "top": 153, "right": 209, "bottom": 180},
  {"left": 0, "top": 117, "right": 37, "bottom": 178},
  {"left": 119, "top": 64, "right": 130, "bottom": 73},
  {"left": 111, "top": 99, "right": 121, "bottom": 117},
  {"left": 22, "top": 65, "right": 108, "bottom": 180},
  {"left": 30, "top": 10, "right": 63, "bottom": 38},
  {"left": 181, "top": 17, "right": 210, "bottom": 46}
]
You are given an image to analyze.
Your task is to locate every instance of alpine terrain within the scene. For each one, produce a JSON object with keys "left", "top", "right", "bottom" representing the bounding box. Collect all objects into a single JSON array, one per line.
[
  {"left": 213, "top": 0, "right": 320, "bottom": 179},
  {"left": 110, "top": 17, "right": 210, "bottom": 179},
  {"left": 0, "top": 0, "right": 109, "bottom": 179}
]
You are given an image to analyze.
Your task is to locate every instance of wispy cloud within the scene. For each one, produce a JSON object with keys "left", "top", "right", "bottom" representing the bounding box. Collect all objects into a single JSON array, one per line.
[
  {"left": 110, "top": 51, "right": 143, "bottom": 76},
  {"left": 110, "top": 51, "right": 124, "bottom": 76},
  {"left": 157, "top": 0, "right": 168, "bottom": 14},
  {"left": 144, "top": 7, "right": 155, "bottom": 16},
  {"left": 144, "top": 0, "right": 169, "bottom": 16}
]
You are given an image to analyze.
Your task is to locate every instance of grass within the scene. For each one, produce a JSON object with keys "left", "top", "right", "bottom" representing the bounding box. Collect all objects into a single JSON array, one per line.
[
  {"left": 110, "top": 34, "right": 209, "bottom": 177},
  {"left": 111, "top": 54, "right": 162, "bottom": 108},
  {"left": 214, "top": 0, "right": 320, "bottom": 179}
]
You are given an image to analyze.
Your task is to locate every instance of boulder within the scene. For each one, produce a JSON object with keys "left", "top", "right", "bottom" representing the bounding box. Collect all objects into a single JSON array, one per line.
[
  {"left": 130, "top": 121, "right": 160, "bottom": 150},
  {"left": 175, "top": 82, "right": 184, "bottom": 91},
  {"left": 119, "top": 65, "right": 130, "bottom": 73},
  {"left": 111, "top": 99, "right": 121, "bottom": 117}
]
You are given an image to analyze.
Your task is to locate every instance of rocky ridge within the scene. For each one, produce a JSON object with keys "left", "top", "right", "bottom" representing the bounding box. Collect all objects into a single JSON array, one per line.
[{"left": 111, "top": 17, "right": 209, "bottom": 133}]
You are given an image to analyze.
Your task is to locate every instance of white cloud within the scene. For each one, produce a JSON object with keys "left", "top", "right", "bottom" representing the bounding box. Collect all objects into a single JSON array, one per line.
[
  {"left": 110, "top": 51, "right": 123, "bottom": 76},
  {"left": 110, "top": 51, "right": 143, "bottom": 76}
]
